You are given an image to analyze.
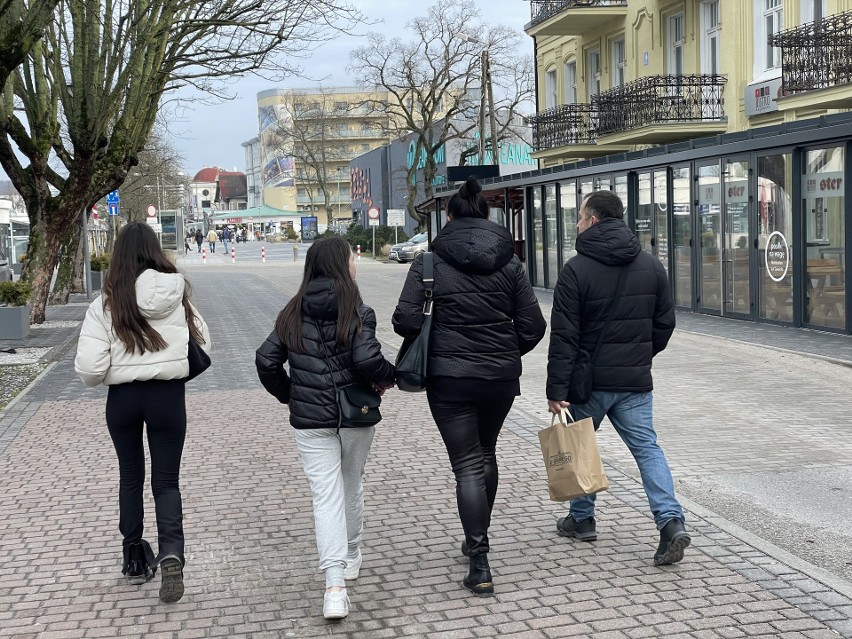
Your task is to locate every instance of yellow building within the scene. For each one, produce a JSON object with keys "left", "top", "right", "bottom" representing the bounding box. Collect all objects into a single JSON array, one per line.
[
  {"left": 527, "top": 0, "right": 852, "bottom": 166},
  {"left": 257, "top": 87, "right": 393, "bottom": 229}
]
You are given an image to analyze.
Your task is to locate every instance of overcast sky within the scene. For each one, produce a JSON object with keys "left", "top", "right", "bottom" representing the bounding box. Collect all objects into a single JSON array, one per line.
[{"left": 172, "top": 0, "right": 533, "bottom": 176}]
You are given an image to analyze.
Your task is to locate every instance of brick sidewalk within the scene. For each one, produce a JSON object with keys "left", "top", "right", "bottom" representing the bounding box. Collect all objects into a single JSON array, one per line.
[{"left": 1, "top": 265, "right": 851, "bottom": 638}]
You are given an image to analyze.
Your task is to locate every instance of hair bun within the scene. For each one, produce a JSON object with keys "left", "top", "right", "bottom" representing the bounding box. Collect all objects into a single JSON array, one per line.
[{"left": 459, "top": 176, "right": 482, "bottom": 198}]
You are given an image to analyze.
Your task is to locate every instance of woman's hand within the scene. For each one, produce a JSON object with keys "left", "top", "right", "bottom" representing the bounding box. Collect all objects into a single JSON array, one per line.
[{"left": 372, "top": 382, "right": 394, "bottom": 396}]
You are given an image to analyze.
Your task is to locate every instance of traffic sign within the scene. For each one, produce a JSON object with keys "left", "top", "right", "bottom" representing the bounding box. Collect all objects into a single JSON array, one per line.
[
  {"left": 108, "top": 203, "right": 119, "bottom": 217},
  {"left": 146, "top": 204, "right": 157, "bottom": 218},
  {"left": 147, "top": 222, "right": 162, "bottom": 233},
  {"left": 387, "top": 209, "right": 405, "bottom": 227},
  {"left": 106, "top": 190, "right": 120, "bottom": 204},
  {"left": 367, "top": 207, "right": 380, "bottom": 227}
]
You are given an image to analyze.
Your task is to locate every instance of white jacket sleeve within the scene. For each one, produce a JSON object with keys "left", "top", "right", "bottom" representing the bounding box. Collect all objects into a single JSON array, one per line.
[{"left": 74, "top": 300, "right": 112, "bottom": 387}]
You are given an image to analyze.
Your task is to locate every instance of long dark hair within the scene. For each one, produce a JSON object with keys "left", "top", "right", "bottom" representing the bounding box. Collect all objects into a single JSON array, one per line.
[
  {"left": 103, "top": 222, "right": 204, "bottom": 354},
  {"left": 275, "top": 235, "right": 362, "bottom": 352},
  {"left": 448, "top": 176, "right": 488, "bottom": 219}
]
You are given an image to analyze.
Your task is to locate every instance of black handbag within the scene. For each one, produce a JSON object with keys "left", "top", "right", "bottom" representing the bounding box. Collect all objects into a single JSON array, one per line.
[
  {"left": 312, "top": 320, "right": 382, "bottom": 428},
  {"left": 395, "top": 252, "right": 433, "bottom": 393},
  {"left": 185, "top": 334, "right": 211, "bottom": 381},
  {"left": 566, "top": 265, "right": 628, "bottom": 405}
]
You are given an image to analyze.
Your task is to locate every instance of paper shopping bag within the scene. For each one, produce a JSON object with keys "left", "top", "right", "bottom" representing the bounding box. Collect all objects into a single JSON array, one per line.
[{"left": 538, "top": 409, "right": 609, "bottom": 502}]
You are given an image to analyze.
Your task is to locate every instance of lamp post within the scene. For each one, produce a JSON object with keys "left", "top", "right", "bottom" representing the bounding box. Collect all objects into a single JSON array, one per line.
[{"left": 336, "top": 167, "right": 343, "bottom": 229}]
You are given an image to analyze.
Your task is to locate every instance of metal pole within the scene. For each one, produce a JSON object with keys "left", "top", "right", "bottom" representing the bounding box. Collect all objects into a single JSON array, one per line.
[
  {"left": 82, "top": 207, "right": 93, "bottom": 300},
  {"left": 486, "top": 49, "right": 500, "bottom": 169},
  {"left": 479, "top": 49, "right": 487, "bottom": 165},
  {"left": 372, "top": 225, "right": 376, "bottom": 260}
]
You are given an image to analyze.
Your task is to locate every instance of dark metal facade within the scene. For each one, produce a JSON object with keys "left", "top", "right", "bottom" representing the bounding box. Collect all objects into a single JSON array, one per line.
[
  {"left": 528, "top": 0, "right": 627, "bottom": 28},
  {"left": 527, "top": 104, "right": 598, "bottom": 151},
  {"left": 769, "top": 9, "right": 852, "bottom": 94}
]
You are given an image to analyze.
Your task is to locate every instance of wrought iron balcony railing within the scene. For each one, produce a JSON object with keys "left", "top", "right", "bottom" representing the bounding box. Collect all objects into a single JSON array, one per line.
[
  {"left": 528, "top": 0, "right": 627, "bottom": 28},
  {"left": 527, "top": 104, "right": 598, "bottom": 151},
  {"left": 594, "top": 75, "right": 726, "bottom": 136},
  {"left": 768, "top": 10, "right": 852, "bottom": 95}
]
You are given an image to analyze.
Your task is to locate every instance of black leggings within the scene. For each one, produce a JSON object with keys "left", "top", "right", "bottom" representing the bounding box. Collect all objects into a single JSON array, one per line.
[
  {"left": 427, "top": 382, "right": 515, "bottom": 557},
  {"left": 106, "top": 379, "right": 187, "bottom": 562}
]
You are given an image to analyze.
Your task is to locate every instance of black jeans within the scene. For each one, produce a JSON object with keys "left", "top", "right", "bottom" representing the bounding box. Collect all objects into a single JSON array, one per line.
[
  {"left": 427, "top": 379, "right": 516, "bottom": 556},
  {"left": 106, "top": 379, "right": 187, "bottom": 562}
]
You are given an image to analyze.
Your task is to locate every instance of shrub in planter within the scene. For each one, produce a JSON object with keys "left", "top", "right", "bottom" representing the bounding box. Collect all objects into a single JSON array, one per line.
[
  {"left": 90, "top": 254, "right": 110, "bottom": 291},
  {"left": 0, "top": 281, "right": 32, "bottom": 339}
]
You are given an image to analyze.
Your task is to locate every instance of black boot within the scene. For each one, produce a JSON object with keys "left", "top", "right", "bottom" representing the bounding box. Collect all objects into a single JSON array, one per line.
[
  {"left": 123, "top": 542, "right": 155, "bottom": 584},
  {"left": 462, "top": 554, "right": 494, "bottom": 596},
  {"left": 654, "top": 519, "right": 691, "bottom": 566}
]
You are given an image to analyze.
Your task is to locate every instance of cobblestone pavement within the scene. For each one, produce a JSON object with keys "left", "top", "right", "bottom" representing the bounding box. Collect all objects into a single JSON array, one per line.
[{"left": 1, "top": 260, "right": 851, "bottom": 638}]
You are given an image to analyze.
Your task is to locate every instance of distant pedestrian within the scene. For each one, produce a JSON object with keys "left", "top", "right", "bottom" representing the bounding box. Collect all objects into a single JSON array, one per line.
[
  {"left": 221, "top": 226, "right": 231, "bottom": 254},
  {"left": 241, "top": 227, "right": 248, "bottom": 243},
  {"left": 74, "top": 221, "right": 210, "bottom": 603},
  {"left": 184, "top": 231, "right": 191, "bottom": 255},
  {"left": 255, "top": 235, "right": 394, "bottom": 620},
  {"left": 546, "top": 190, "right": 688, "bottom": 566},
  {"left": 206, "top": 228, "right": 218, "bottom": 253},
  {"left": 194, "top": 229, "right": 203, "bottom": 253},
  {"left": 392, "top": 176, "right": 546, "bottom": 596}
]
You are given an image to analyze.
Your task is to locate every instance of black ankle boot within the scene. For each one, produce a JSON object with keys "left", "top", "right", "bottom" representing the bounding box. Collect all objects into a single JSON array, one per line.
[
  {"left": 462, "top": 553, "right": 494, "bottom": 596},
  {"left": 123, "top": 542, "right": 154, "bottom": 584}
]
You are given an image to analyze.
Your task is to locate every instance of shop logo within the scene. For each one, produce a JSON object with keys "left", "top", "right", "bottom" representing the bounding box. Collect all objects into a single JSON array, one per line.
[
  {"left": 548, "top": 452, "right": 573, "bottom": 467},
  {"left": 727, "top": 186, "right": 745, "bottom": 198}
]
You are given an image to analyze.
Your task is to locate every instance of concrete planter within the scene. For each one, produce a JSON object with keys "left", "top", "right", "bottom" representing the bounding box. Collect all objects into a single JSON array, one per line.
[
  {"left": 91, "top": 270, "right": 105, "bottom": 291},
  {"left": 0, "top": 304, "right": 30, "bottom": 339},
  {"left": 12, "top": 263, "right": 22, "bottom": 276}
]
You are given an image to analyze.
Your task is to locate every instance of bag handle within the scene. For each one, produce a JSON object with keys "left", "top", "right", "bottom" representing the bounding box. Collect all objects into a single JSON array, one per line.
[
  {"left": 589, "top": 265, "right": 629, "bottom": 365},
  {"left": 550, "top": 407, "right": 575, "bottom": 427},
  {"left": 309, "top": 318, "right": 342, "bottom": 430}
]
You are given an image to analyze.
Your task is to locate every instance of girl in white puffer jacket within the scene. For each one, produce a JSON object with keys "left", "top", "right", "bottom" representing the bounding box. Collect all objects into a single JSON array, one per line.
[{"left": 75, "top": 222, "right": 210, "bottom": 604}]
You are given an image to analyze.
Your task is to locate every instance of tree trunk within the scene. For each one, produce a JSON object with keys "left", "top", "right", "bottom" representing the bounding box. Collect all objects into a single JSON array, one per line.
[
  {"left": 48, "top": 220, "right": 82, "bottom": 304},
  {"left": 21, "top": 214, "right": 69, "bottom": 324},
  {"left": 71, "top": 226, "right": 85, "bottom": 294}
]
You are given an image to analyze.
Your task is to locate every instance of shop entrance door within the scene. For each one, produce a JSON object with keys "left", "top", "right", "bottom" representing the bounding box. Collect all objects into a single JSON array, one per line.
[{"left": 696, "top": 157, "right": 754, "bottom": 316}]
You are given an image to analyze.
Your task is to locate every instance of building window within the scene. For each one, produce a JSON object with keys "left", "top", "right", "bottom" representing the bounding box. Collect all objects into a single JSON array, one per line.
[
  {"left": 587, "top": 48, "right": 601, "bottom": 100},
  {"left": 763, "top": 0, "right": 784, "bottom": 70},
  {"left": 701, "top": 0, "right": 721, "bottom": 75},
  {"left": 668, "top": 13, "right": 685, "bottom": 75},
  {"left": 563, "top": 61, "right": 577, "bottom": 104},
  {"left": 544, "top": 68, "right": 557, "bottom": 109},
  {"left": 801, "top": 0, "right": 825, "bottom": 24},
  {"left": 611, "top": 39, "right": 626, "bottom": 87}
]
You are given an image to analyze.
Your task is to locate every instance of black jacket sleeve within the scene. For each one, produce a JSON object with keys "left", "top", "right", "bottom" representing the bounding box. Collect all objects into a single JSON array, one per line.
[
  {"left": 255, "top": 330, "right": 291, "bottom": 404},
  {"left": 352, "top": 306, "right": 395, "bottom": 386},
  {"left": 511, "top": 260, "right": 547, "bottom": 356},
  {"left": 391, "top": 253, "right": 425, "bottom": 338},
  {"left": 651, "top": 262, "right": 676, "bottom": 356},
  {"left": 546, "top": 263, "right": 582, "bottom": 401}
]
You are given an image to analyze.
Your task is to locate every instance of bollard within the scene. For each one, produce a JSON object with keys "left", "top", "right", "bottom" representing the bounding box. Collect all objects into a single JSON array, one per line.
[
  {"left": 231, "top": 246, "right": 236, "bottom": 263},
  {"left": 293, "top": 245, "right": 298, "bottom": 262},
  {"left": 201, "top": 247, "right": 206, "bottom": 265},
  {"left": 357, "top": 244, "right": 361, "bottom": 261},
  {"left": 261, "top": 246, "right": 266, "bottom": 263}
]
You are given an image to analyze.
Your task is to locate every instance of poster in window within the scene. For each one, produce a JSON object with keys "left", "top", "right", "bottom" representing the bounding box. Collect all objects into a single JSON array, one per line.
[{"left": 812, "top": 197, "right": 828, "bottom": 243}]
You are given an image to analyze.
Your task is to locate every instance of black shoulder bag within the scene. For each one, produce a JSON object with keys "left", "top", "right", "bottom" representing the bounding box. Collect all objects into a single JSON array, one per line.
[
  {"left": 395, "top": 252, "right": 433, "bottom": 393},
  {"left": 311, "top": 319, "right": 382, "bottom": 428},
  {"left": 566, "top": 265, "right": 628, "bottom": 405}
]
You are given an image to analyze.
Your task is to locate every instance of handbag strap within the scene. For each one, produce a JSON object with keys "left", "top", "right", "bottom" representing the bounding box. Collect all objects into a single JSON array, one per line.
[
  {"left": 422, "top": 252, "right": 434, "bottom": 316},
  {"left": 589, "top": 265, "right": 629, "bottom": 365},
  {"left": 308, "top": 318, "right": 342, "bottom": 429}
]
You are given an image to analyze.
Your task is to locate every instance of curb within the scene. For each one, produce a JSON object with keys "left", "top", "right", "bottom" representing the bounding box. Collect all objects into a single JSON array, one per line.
[{"left": 1, "top": 360, "right": 57, "bottom": 414}]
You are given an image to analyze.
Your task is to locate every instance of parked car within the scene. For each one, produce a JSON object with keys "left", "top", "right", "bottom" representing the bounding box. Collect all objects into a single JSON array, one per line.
[{"left": 389, "top": 232, "right": 428, "bottom": 263}]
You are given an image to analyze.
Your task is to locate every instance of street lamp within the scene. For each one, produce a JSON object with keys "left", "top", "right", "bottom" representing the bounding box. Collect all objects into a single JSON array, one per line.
[
  {"left": 336, "top": 166, "right": 344, "bottom": 229},
  {"left": 458, "top": 32, "right": 499, "bottom": 167}
]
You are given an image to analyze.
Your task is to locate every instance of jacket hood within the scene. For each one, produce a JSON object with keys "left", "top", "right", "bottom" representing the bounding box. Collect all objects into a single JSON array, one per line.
[
  {"left": 302, "top": 277, "right": 339, "bottom": 321},
  {"left": 135, "top": 269, "right": 185, "bottom": 320},
  {"left": 432, "top": 217, "right": 515, "bottom": 274},
  {"left": 576, "top": 218, "right": 641, "bottom": 266}
]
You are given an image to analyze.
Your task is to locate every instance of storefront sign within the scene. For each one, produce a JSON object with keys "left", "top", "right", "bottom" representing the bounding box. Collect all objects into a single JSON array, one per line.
[
  {"left": 635, "top": 218, "right": 651, "bottom": 232},
  {"left": 764, "top": 231, "right": 790, "bottom": 282},
  {"left": 802, "top": 172, "right": 844, "bottom": 197},
  {"left": 745, "top": 76, "right": 782, "bottom": 117},
  {"left": 226, "top": 217, "right": 243, "bottom": 223}
]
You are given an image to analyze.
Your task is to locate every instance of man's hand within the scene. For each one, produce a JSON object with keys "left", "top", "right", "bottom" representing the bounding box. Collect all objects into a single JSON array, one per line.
[{"left": 547, "top": 399, "right": 570, "bottom": 415}]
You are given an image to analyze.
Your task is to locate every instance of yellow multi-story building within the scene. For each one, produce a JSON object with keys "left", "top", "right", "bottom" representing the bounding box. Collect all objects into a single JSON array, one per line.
[
  {"left": 431, "top": 0, "right": 852, "bottom": 334},
  {"left": 257, "top": 87, "right": 393, "bottom": 229}
]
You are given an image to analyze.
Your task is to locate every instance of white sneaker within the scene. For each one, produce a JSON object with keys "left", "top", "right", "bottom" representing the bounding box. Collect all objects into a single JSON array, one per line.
[
  {"left": 323, "top": 588, "right": 350, "bottom": 619},
  {"left": 343, "top": 550, "right": 362, "bottom": 580}
]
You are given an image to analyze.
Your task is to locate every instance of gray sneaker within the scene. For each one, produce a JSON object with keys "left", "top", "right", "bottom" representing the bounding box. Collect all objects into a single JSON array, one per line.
[{"left": 556, "top": 516, "right": 597, "bottom": 542}]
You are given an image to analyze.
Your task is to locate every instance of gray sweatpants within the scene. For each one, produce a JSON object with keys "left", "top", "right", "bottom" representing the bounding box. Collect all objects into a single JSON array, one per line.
[{"left": 295, "top": 427, "right": 375, "bottom": 588}]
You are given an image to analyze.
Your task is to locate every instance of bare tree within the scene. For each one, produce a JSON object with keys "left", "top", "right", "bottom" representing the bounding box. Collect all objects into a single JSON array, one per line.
[
  {"left": 349, "top": 0, "right": 533, "bottom": 225},
  {"left": 0, "top": 0, "right": 59, "bottom": 88},
  {"left": 0, "top": 0, "right": 364, "bottom": 323}
]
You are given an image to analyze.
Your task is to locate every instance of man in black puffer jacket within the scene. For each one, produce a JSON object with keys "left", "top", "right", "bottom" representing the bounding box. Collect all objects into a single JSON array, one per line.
[{"left": 546, "top": 190, "right": 688, "bottom": 567}]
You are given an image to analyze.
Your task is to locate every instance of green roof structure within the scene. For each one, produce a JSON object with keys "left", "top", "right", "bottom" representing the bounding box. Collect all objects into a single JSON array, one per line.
[{"left": 207, "top": 205, "right": 302, "bottom": 221}]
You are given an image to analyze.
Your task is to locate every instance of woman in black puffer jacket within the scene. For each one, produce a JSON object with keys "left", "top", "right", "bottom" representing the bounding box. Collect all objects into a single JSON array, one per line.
[
  {"left": 255, "top": 236, "right": 394, "bottom": 620},
  {"left": 392, "top": 177, "right": 546, "bottom": 596}
]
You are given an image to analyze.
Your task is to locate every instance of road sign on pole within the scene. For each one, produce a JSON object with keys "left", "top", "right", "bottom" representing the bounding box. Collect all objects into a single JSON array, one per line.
[
  {"left": 367, "top": 207, "right": 380, "bottom": 227},
  {"left": 106, "top": 190, "right": 120, "bottom": 205},
  {"left": 108, "top": 203, "right": 119, "bottom": 217},
  {"left": 146, "top": 204, "right": 157, "bottom": 218},
  {"left": 386, "top": 209, "right": 405, "bottom": 227}
]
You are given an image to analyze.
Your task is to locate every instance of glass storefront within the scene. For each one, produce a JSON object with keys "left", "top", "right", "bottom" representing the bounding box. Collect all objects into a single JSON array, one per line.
[
  {"left": 803, "top": 147, "right": 845, "bottom": 329},
  {"left": 530, "top": 186, "right": 543, "bottom": 287},
  {"left": 672, "top": 165, "right": 692, "bottom": 307},
  {"left": 654, "top": 170, "right": 669, "bottom": 275},
  {"left": 724, "top": 158, "right": 751, "bottom": 316},
  {"left": 758, "top": 153, "right": 793, "bottom": 322},
  {"left": 545, "top": 184, "right": 559, "bottom": 287},
  {"left": 697, "top": 162, "right": 722, "bottom": 312},
  {"left": 614, "top": 174, "right": 629, "bottom": 212},
  {"left": 637, "top": 173, "right": 653, "bottom": 254},
  {"left": 560, "top": 181, "right": 577, "bottom": 264}
]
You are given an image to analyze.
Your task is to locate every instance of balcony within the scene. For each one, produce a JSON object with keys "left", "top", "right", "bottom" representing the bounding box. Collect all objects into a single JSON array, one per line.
[
  {"left": 769, "top": 10, "right": 852, "bottom": 110},
  {"left": 527, "top": 104, "right": 630, "bottom": 160},
  {"left": 594, "top": 75, "right": 728, "bottom": 145},
  {"left": 525, "top": 0, "right": 628, "bottom": 37}
]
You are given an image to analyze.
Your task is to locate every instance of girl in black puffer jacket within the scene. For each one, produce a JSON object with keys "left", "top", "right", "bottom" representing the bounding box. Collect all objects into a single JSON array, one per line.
[
  {"left": 255, "top": 236, "right": 394, "bottom": 620},
  {"left": 393, "top": 177, "right": 546, "bottom": 596}
]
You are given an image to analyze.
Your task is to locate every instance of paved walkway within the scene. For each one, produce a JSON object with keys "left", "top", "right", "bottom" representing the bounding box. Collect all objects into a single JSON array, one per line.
[{"left": 0, "top": 261, "right": 851, "bottom": 638}]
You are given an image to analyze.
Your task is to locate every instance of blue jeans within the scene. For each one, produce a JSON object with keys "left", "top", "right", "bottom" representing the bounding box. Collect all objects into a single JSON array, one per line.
[
  {"left": 222, "top": 239, "right": 228, "bottom": 254},
  {"left": 568, "top": 391, "right": 683, "bottom": 530}
]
